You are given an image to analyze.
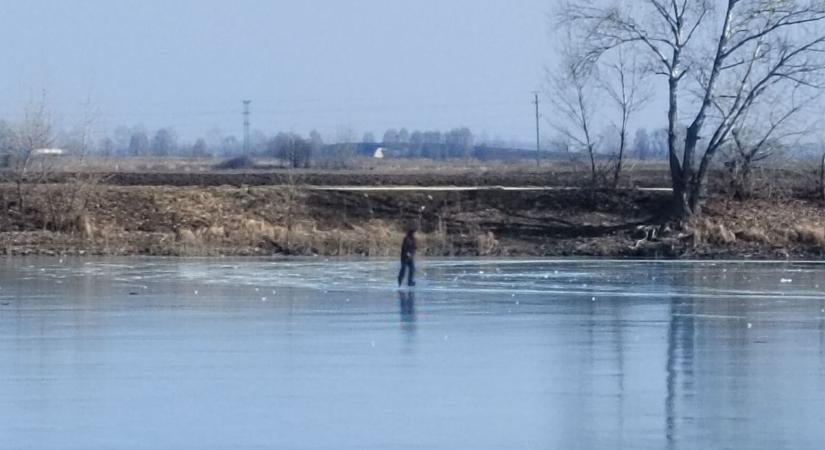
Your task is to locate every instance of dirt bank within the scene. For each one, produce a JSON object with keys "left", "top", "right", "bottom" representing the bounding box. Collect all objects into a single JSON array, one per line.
[{"left": 1, "top": 182, "right": 825, "bottom": 258}]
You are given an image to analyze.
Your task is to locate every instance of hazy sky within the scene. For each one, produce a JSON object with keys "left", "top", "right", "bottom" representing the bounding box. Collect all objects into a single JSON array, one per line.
[{"left": 0, "top": 0, "right": 555, "bottom": 143}]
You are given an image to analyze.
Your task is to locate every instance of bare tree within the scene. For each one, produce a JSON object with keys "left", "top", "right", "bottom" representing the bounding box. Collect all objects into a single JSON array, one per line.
[
  {"left": 382, "top": 129, "right": 399, "bottom": 145},
  {"left": 550, "top": 53, "right": 603, "bottom": 187},
  {"left": 551, "top": 36, "right": 650, "bottom": 188},
  {"left": 151, "top": 127, "right": 178, "bottom": 157},
  {"left": 270, "top": 132, "right": 312, "bottom": 168},
  {"left": 191, "top": 138, "right": 210, "bottom": 158},
  {"left": 42, "top": 101, "right": 105, "bottom": 234},
  {"left": 445, "top": 127, "right": 474, "bottom": 159},
  {"left": 599, "top": 49, "right": 651, "bottom": 188},
  {"left": 0, "top": 96, "right": 104, "bottom": 235},
  {"left": 633, "top": 128, "right": 651, "bottom": 160},
  {"left": 565, "top": 0, "right": 825, "bottom": 218},
  {"left": 9, "top": 98, "right": 54, "bottom": 212},
  {"left": 128, "top": 129, "right": 150, "bottom": 157},
  {"left": 722, "top": 88, "right": 816, "bottom": 198}
]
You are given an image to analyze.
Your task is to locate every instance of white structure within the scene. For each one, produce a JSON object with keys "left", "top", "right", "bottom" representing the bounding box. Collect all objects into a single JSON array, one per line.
[
  {"left": 373, "top": 147, "right": 385, "bottom": 159},
  {"left": 32, "top": 148, "right": 65, "bottom": 156}
]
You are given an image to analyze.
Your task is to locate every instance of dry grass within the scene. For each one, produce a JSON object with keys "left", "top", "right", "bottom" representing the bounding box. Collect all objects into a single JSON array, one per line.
[
  {"left": 164, "top": 219, "right": 409, "bottom": 257},
  {"left": 686, "top": 197, "right": 825, "bottom": 256},
  {"left": 735, "top": 227, "right": 770, "bottom": 244},
  {"left": 422, "top": 215, "right": 452, "bottom": 256},
  {"left": 477, "top": 231, "right": 501, "bottom": 256},
  {"left": 686, "top": 219, "right": 738, "bottom": 246},
  {"left": 4, "top": 177, "right": 825, "bottom": 258},
  {"left": 790, "top": 224, "right": 825, "bottom": 246}
]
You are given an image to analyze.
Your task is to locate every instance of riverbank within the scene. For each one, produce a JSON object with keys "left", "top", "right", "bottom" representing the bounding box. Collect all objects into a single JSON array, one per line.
[{"left": 1, "top": 182, "right": 824, "bottom": 259}]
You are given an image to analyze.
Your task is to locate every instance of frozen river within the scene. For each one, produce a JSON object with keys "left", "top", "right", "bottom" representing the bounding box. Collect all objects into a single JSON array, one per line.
[{"left": 1, "top": 258, "right": 824, "bottom": 449}]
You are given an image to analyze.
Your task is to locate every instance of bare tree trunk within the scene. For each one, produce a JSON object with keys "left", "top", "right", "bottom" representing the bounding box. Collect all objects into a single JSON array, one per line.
[
  {"left": 587, "top": 144, "right": 597, "bottom": 188},
  {"left": 613, "top": 117, "right": 626, "bottom": 189},
  {"left": 681, "top": 9, "right": 738, "bottom": 218},
  {"left": 285, "top": 205, "right": 292, "bottom": 254},
  {"left": 667, "top": 75, "right": 690, "bottom": 219},
  {"left": 283, "top": 169, "right": 303, "bottom": 254},
  {"left": 820, "top": 152, "right": 825, "bottom": 202},
  {"left": 737, "top": 156, "right": 753, "bottom": 200},
  {"left": 16, "top": 180, "right": 24, "bottom": 213}
]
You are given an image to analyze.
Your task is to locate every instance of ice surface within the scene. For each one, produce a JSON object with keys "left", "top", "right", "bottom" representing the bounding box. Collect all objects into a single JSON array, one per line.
[{"left": 1, "top": 257, "right": 824, "bottom": 449}]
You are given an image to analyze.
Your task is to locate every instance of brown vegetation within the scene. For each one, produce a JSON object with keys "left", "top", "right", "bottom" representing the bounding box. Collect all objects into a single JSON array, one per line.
[
  {"left": 0, "top": 176, "right": 823, "bottom": 259},
  {"left": 0, "top": 182, "right": 665, "bottom": 257},
  {"left": 1, "top": 158, "right": 825, "bottom": 259}
]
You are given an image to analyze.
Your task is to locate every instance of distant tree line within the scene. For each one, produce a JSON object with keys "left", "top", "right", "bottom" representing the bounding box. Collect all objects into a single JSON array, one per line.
[
  {"left": 0, "top": 116, "right": 690, "bottom": 170},
  {"left": 379, "top": 127, "right": 475, "bottom": 159}
]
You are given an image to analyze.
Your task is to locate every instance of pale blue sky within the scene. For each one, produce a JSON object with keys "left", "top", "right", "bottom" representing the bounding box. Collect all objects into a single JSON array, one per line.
[{"left": 0, "top": 0, "right": 555, "bottom": 143}]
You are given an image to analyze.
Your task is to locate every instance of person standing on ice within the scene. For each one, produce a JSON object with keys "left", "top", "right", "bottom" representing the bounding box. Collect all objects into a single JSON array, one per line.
[{"left": 398, "top": 229, "right": 417, "bottom": 287}]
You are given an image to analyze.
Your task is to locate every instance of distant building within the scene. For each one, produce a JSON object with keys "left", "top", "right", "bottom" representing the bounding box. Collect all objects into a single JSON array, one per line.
[
  {"left": 373, "top": 147, "right": 385, "bottom": 159},
  {"left": 32, "top": 148, "right": 65, "bottom": 156},
  {"left": 1, "top": 149, "right": 65, "bottom": 169}
]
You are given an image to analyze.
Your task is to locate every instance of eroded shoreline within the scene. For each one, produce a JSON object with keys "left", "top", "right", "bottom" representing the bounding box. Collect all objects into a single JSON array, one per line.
[{"left": 1, "top": 181, "right": 824, "bottom": 259}]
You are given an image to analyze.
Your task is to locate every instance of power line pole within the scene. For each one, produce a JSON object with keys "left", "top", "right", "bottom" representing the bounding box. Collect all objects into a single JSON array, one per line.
[
  {"left": 533, "top": 91, "right": 541, "bottom": 167},
  {"left": 243, "top": 100, "right": 252, "bottom": 154}
]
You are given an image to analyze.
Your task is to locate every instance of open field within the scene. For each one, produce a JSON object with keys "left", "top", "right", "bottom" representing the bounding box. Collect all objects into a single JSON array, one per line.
[
  {"left": 1, "top": 156, "right": 675, "bottom": 188},
  {"left": 3, "top": 155, "right": 822, "bottom": 193}
]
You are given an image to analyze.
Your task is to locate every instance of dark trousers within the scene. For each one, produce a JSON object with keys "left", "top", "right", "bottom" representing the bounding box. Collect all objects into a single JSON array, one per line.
[{"left": 398, "top": 258, "right": 415, "bottom": 286}]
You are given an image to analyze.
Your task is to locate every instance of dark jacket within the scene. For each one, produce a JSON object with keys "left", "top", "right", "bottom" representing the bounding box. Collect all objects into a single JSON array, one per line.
[{"left": 401, "top": 234, "right": 416, "bottom": 261}]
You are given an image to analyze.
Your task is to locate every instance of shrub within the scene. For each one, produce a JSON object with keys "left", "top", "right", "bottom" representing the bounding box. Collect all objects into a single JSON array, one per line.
[{"left": 214, "top": 156, "right": 256, "bottom": 171}]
